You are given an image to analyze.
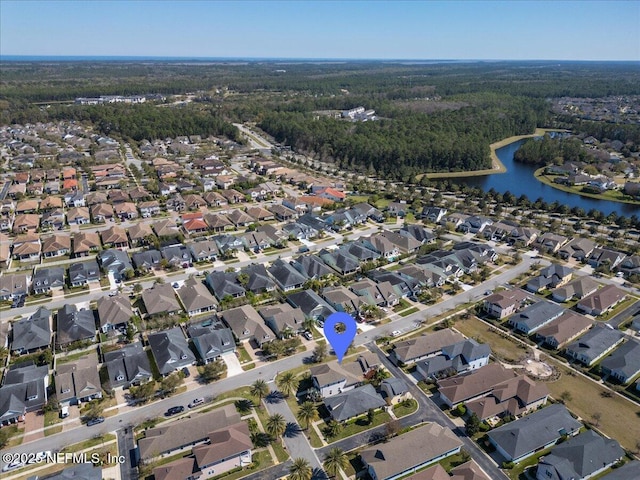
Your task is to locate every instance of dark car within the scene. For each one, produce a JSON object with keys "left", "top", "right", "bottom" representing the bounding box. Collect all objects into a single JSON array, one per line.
[
  {"left": 181, "top": 366, "right": 190, "bottom": 378},
  {"left": 165, "top": 406, "right": 184, "bottom": 416},
  {"left": 86, "top": 416, "right": 105, "bottom": 427}
]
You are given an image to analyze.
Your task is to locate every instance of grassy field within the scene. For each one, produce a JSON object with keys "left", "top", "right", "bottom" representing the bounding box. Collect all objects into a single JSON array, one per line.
[
  {"left": 454, "top": 317, "right": 528, "bottom": 363},
  {"left": 545, "top": 366, "right": 640, "bottom": 452}
]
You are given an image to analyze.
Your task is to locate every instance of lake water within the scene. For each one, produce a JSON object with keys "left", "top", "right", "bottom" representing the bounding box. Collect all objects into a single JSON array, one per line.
[{"left": 454, "top": 139, "right": 638, "bottom": 216}]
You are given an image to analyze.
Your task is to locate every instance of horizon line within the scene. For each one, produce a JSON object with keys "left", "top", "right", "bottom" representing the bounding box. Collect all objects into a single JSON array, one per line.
[{"left": 1, "top": 55, "right": 639, "bottom": 63}]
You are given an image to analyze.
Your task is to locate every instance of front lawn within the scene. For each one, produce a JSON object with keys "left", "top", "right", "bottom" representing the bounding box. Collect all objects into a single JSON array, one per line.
[
  {"left": 392, "top": 398, "right": 418, "bottom": 418},
  {"left": 325, "top": 410, "right": 392, "bottom": 443}
]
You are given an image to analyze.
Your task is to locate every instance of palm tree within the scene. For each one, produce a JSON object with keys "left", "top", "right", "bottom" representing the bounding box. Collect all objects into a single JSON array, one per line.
[
  {"left": 302, "top": 317, "right": 316, "bottom": 333},
  {"left": 277, "top": 372, "right": 299, "bottom": 398},
  {"left": 323, "top": 447, "right": 349, "bottom": 478},
  {"left": 288, "top": 458, "right": 312, "bottom": 480},
  {"left": 297, "top": 401, "right": 318, "bottom": 431},
  {"left": 250, "top": 379, "right": 269, "bottom": 408},
  {"left": 325, "top": 420, "right": 342, "bottom": 438},
  {"left": 369, "top": 367, "right": 390, "bottom": 387},
  {"left": 265, "top": 413, "right": 287, "bottom": 443}
]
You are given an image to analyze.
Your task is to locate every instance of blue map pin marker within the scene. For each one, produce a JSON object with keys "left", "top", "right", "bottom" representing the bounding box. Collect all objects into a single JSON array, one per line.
[{"left": 324, "top": 312, "right": 357, "bottom": 364}]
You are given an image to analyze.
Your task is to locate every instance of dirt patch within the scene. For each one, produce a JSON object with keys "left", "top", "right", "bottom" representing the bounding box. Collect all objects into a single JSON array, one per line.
[{"left": 524, "top": 359, "right": 554, "bottom": 378}]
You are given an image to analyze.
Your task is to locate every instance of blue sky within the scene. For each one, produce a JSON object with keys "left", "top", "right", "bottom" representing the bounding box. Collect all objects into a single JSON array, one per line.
[{"left": 1, "top": 1, "right": 638, "bottom": 60}]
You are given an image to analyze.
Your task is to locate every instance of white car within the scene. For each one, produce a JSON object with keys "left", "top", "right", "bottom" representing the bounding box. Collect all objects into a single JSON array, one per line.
[
  {"left": 391, "top": 330, "right": 402, "bottom": 337},
  {"left": 28, "top": 451, "right": 52, "bottom": 464},
  {"left": 188, "top": 398, "right": 204, "bottom": 408},
  {"left": 2, "top": 460, "right": 24, "bottom": 472}
]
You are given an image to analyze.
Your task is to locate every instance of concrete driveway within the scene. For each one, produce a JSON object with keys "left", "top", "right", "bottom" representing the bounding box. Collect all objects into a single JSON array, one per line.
[
  {"left": 223, "top": 351, "right": 243, "bottom": 377},
  {"left": 23, "top": 411, "right": 44, "bottom": 441}
]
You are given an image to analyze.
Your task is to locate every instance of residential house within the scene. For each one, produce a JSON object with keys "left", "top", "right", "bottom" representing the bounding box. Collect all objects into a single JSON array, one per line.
[
  {"left": 142, "top": 283, "right": 182, "bottom": 317},
  {"left": 205, "top": 213, "right": 233, "bottom": 232},
  {"left": 0, "top": 362, "right": 49, "bottom": 426},
  {"left": 487, "top": 404, "right": 581, "bottom": 463},
  {"left": 44, "top": 464, "right": 101, "bottom": 480},
  {"left": 551, "top": 276, "right": 600, "bottom": 303},
  {"left": 367, "top": 269, "right": 421, "bottom": 298},
  {"left": 286, "top": 289, "right": 336, "bottom": 322},
  {"left": 246, "top": 206, "right": 274, "bottom": 222},
  {"left": 324, "top": 384, "right": 386, "bottom": 423},
  {"left": 104, "top": 342, "right": 152, "bottom": 389},
  {"left": 166, "top": 193, "right": 186, "bottom": 212},
  {"left": 380, "top": 378, "right": 411, "bottom": 406},
  {"left": 566, "top": 324, "right": 625, "bottom": 366},
  {"left": 600, "top": 338, "right": 640, "bottom": 384},
  {"left": 206, "top": 271, "right": 246, "bottom": 300},
  {"left": 588, "top": 248, "right": 626, "bottom": 270},
  {"left": 270, "top": 204, "right": 298, "bottom": 222},
  {"left": 32, "top": 267, "right": 65, "bottom": 294},
  {"left": 458, "top": 216, "right": 493, "bottom": 234},
  {"left": 132, "top": 249, "right": 162, "bottom": 271},
  {"left": 483, "top": 289, "right": 528, "bottom": 319},
  {"left": 67, "top": 206, "right": 90, "bottom": 225},
  {"left": 85, "top": 191, "right": 108, "bottom": 206},
  {"left": 577, "top": 284, "right": 626, "bottom": 316},
  {"left": 421, "top": 206, "right": 448, "bottom": 223},
  {"left": 534, "top": 311, "right": 593, "bottom": 349},
  {"left": 148, "top": 327, "right": 196, "bottom": 376},
  {"left": 219, "top": 304, "right": 272, "bottom": 347},
  {"left": 55, "top": 352, "right": 102, "bottom": 406},
  {"left": 192, "top": 422, "right": 253, "bottom": 478},
  {"left": 90, "top": 203, "right": 115, "bottom": 223},
  {"left": 466, "top": 374, "right": 549, "bottom": 421},
  {"left": 535, "top": 233, "right": 569, "bottom": 253},
  {"left": 417, "top": 339, "right": 491, "bottom": 380},
  {"left": 241, "top": 264, "right": 277, "bottom": 294},
  {"left": 138, "top": 405, "right": 240, "bottom": 460},
  {"left": 72, "top": 232, "right": 101, "bottom": 257},
  {"left": 268, "top": 258, "right": 307, "bottom": 292},
  {"left": 161, "top": 244, "right": 191, "bottom": 268},
  {"left": 203, "top": 191, "right": 228, "bottom": 208},
  {"left": 509, "top": 227, "right": 540, "bottom": 247},
  {"left": 42, "top": 233, "right": 71, "bottom": 258},
  {"left": 187, "top": 319, "right": 235, "bottom": 363},
  {"left": 390, "top": 328, "right": 465, "bottom": 366},
  {"left": 259, "top": 303, "right": 306, "bottom": 338},
  {"left": 183, "top": 193, "right": 207, "bottom": 210},
  {"left": 55, "top": 303, "right": 96, "bottom": 347},
  {"left": 282, "top": 221, "right": 318, "bottom": 240},
  {"left": 182, "top": 213, "right": 209, "bottom": 236},
  {"left": 153, "top": 218, "right": 180, "bottom": 238},
  {"left": 508, "top": 301, "right": 565, "bottom": 335},
  {"left": 450, "top": 462, "right": 491, "bottom": 480},
  {"left": 101, "top": 226, "right": 129, "bottom": 250},
  {"left": 178, "top": 277, "right": 219, "bottom": 317},
  {"left": 350, "top": 278, "right": 399, "bottom": 307},
  {"left": 189, "top": 239, "right": 219, "bottom": 263},
  {"left": 98, "top": 248, "right": 133, "bottom": 281},
  {"left": 128, "top": 223, "right": 155, "bottom": 247},
  {"left": 15, "top": 198, "right": 39, "bottom": 214},
  {"left": 400, "top": 224, "right": 436, "bottom": 244},
  {"left": 64, "top": 191, "right": 86, "bottom": 208},
  {"left": 618, "top": 255, "right": 640, "bottom": 277},
  {"left": 437, "top": 363, "right": 517, "bottom": 407},
  {"left": 319, "top": 248, "right": 360, "bottom": 275},
  {"left": 114, "top": 202, "right": 138, "bottom": 221},
  {"left": 526, "top": 264, "right": 573, "bottom": 292},
  {"left": 12, "top": 233, "right": 42, "bottom": 261},
  {"left": 220, "top": 188, "right": 245, "bottom": 204},
  {"left": 309, "top": 362, "right": 362, "bottom": 398},
  {"left": 558, "top": 237, "right": 597, "bottom": 261},
  {"left": 68, "top": 260, "right": 100, "bottom": 286},
  {"left": 536, "top": 430, "right": 624, "bottom": 480},
  {"left": 322, "top": 285, "right": 369, "bottom": 315},
  {"left": 10, "top": 306, "right": 51, "bottom": 354},
  {"left": 352, "top": 202, "right": 384, "bottom": 222},
  {"left": 12, "top": 213, "right": 39, "bottom": 233},
  {"left": 138, "top": 200, "right": 161, "bottom": 218},
  {"left": 361, "top": 423, "right": 462, "bottom": 480},
  {"left": 40, "top": 208, "right": 66, "bottom": 231},
  {"left": 97, "top": 293, "right": 133, "bottom": 333}
]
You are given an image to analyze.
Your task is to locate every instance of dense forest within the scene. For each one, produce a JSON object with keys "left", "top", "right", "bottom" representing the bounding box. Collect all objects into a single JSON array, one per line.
[
  {"left": 1, "top": 60, "right": 639, "bottom": 177},
  {"left": 513, "top": 135, "right": 592, "bottom": 166}
]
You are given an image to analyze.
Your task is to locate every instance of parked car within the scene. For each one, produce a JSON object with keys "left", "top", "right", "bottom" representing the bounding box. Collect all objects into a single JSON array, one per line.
[
  {"left": 298, "top": 246, "right": 310, "bottom": 253},
  {"left": 181, "top": 366, "right": 190, "bottom": 378},
  {"left": 391, "top": 330, "right": 402, "bottom": 337},
  {"left": 188, "top": 398, "right": 204, "bottom": 408},
  {"left": 303, "top": 331, "right": 313, "bottom": 340},
  {"left": 2, "top": 460, "right": 24, "bottom": 472},
  {"left": 86, "top": 416, "right": 105, "bottom": 427},
  {"left": 28, "top": 451, "right": 52, "bottom": 464},
  {"left": 165, "top": 406, "right": 185, "bottom": 416}
]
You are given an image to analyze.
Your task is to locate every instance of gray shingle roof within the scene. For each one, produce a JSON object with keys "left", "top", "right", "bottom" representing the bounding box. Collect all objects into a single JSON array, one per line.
[
  {"left": 56, "top": 304, "right": 96, "bottom": 345},
  {"left": 147, "top": 327, "right": 195, "bottom": 375},
  {"left": 600, "top": 339, "right": 640, "bottom": 383},
  {"left": 11, "top": 306, "right": 51, "bottom": 353},
  {"left": 538, "top": 430, "right": 624, "bottom": 480},
  {"left": 187, "top": 320, "right": 235, "bottom": 362},
  {"left": 487, "top": 404, "right": 582, "bottom": 462},
  {"left": 324, "top": 384, "right": 386, "bottom": 422},
  {"left": 104, "top": 342, "right": 152, "bottom": 388}
]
